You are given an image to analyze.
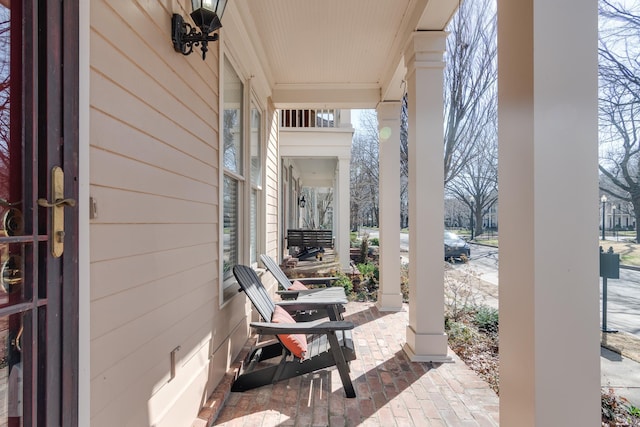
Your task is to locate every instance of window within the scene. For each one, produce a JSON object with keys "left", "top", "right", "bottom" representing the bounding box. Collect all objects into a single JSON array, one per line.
[
  {"left": 222, "top": 57, "right": 243, "bottom": 298},
  {"left": 223, "top": 176, "right": 239, "bottom": 281},
  {"left": 249, "top": 104, "right": 262, "bottom": 265},
  {"left": 220, "top": 56, "right": 264, "bottom": 302}
]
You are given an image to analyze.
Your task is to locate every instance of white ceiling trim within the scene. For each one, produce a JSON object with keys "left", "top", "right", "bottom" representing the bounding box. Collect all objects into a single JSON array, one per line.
[{"left": 272, "top": 84, "right": 381, "bottom": 109}]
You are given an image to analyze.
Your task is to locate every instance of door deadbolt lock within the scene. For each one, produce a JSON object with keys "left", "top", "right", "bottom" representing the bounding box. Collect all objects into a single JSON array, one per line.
[{"left": 2, "top": 208, "right": 24, "bottom": 236}]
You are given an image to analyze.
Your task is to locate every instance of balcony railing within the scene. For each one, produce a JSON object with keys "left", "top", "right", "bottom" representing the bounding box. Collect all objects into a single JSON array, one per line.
[{"left": 280, "top": 109, "right": 339, "bottom": 129}]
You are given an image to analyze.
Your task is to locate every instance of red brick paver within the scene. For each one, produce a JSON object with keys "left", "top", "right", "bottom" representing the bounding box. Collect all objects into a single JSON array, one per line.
[{"left": 196, "top": 302, "right": 499, "bottom": 427}]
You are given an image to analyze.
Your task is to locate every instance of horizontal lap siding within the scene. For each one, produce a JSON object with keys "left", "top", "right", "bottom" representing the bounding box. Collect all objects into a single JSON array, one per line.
[{"left": 89, "top": 1, "right": 247, "bottom": 426}]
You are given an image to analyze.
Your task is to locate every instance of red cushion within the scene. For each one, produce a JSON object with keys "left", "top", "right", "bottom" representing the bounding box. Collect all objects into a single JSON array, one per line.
[
  {"left": 271, "top": 305, "right": 307, "bottom": 359},
  {"left": 288, "top": 280, "right": 308, "bottom": 291}
]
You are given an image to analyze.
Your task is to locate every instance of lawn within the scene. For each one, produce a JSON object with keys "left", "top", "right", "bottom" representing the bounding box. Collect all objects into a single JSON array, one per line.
[
  {"left": 471, "top": 235, "right": 640, "bottom": 267},
  {"left": 600, "top": 239, "right": 640, "bottom": 266}
]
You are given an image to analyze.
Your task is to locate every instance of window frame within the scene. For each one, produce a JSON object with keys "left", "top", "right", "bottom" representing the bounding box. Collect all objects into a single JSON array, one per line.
[
  {"left": 249, "top": 98, "right": 264, "bottom": 267},
  {"left": 219, "top": 53, "right": 266, "bottom": 305}
]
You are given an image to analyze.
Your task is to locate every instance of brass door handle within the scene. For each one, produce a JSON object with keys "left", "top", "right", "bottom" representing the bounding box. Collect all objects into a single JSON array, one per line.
[
  {"left": 37, "top": 198, "right": 76, "bottom": 208},
  {"left": 39, "top": 166, "right": 75, "bottom": 257},
  {"left": 0, "top": 197, "right": 20, "bottom": 208}
]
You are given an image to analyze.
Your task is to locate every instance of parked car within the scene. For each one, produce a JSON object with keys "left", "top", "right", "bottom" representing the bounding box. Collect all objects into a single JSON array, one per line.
[{"left": 444, "top": 231, "right": 470, "bottom": 260}]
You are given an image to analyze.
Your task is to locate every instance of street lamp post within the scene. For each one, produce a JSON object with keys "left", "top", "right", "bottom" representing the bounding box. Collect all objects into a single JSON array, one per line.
[
  {"left": 612, "top": 204, "right": 617, "bottom": 242},
  {"left": 470, "top": 199, "right": 475, "bottom": 241},
  {"left": 601, "top": 195, "right": 607, "bottom": 241}
]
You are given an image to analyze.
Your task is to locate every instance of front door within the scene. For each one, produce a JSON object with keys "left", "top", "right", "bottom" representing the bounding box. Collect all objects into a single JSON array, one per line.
[{"left": 0, "top": 0, "right": 79, "bottom": 425}]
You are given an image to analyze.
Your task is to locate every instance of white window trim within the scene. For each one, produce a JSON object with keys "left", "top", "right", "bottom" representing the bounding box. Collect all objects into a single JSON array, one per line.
[
  {"left": 220, "top": 53, "right": 245, "bottom": 306},
  {"left": 249, "top": 95, "right": 266, "bottom": 267},
  {"left": 219, "top": 52, "right": 267, "bottom": 306}
]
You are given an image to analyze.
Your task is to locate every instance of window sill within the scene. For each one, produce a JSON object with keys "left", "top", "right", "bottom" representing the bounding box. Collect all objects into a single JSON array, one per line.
[
  {"left": 221, "top": 267, "right": 266, "bottom": 307},
  {"left": 221, "top": 277, "right": 240, "bottom": 307}
]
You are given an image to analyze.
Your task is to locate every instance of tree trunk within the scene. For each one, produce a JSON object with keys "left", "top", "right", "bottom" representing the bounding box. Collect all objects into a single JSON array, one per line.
[
  {"left": 635, "top": 207, "right": 640, "bottom": 244},
  {"left": 475, "top": 209, "right": 484, "bottom": 237}
]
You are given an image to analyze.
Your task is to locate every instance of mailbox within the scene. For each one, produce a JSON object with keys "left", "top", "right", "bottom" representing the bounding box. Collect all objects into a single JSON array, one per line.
[{"left": 599, "top": 247, "right": 620, "bottom": 279}]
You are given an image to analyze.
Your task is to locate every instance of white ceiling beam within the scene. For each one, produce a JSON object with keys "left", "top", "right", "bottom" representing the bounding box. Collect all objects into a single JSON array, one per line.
[{"left": 272, "top": 85, "right": 381, "bottom": 109}]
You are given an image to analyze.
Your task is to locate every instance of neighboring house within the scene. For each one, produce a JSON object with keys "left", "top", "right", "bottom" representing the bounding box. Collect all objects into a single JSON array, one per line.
[
  {"left": 601, "top": 199, "right": 635, "bottom": 231},
  {"left": 0, "top": 1, "right": 600, "bottom": 426}
]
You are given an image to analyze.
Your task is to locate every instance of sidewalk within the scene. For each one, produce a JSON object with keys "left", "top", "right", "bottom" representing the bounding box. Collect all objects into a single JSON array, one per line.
[
  {"left": 601, "top": 331, "right": 640, "bottom": 407},
  {"left": 463, "top": 265, "right": 640, "bottom": 409}
]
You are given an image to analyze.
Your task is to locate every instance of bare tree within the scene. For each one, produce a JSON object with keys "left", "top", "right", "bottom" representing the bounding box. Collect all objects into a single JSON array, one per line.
[
  {"left": 440, "top": 0, "right": 498, "bottom": 235},
  {"left": 400, "top": 95, "right": 409, "bottom": 228},
  {"left": 396, "top": 0, "right": 497, "bottom": 230},
  {"left": 301, "top": 187, "right": 334, "bottom": 229},
  {"left": 443, "top": 0, "right": 497, "bottom": 186},
  {"left": 448, "top": 124, "right": 498, "bottom": 237},
  {"left": 350, "top": 110, "right": 380, "bottom": 229},
  {"left": 0, "top": 9, "right": 11, "bottom": 198},
  {"left": 598, "top": 0, "right": 640, "bottom": 241}
]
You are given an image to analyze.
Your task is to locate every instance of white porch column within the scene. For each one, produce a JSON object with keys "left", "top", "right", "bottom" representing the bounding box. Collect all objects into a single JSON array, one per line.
[
  {"left": 402, "top": 32, "right": 451, "bottom": 362},
  {"left": 498, "top": 0, "right": 600, "bottom": 425},
  {"left": 376, "top": 101, "right": 403, "bottom": 311},
  {"left": 337, "top": 157, "right": 351, "bottom": 269}
]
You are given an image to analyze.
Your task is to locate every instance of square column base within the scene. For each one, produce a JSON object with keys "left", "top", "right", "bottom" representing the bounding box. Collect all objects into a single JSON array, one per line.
[
  {"left": 376, "top": 293, "right": 404, "bottom": 312},
  {"left": 403, "top": 326, "right": 453, "bottom": 363}
]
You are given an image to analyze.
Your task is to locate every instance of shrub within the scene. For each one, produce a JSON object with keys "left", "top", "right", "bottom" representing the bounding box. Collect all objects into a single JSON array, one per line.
[
  {"left": 369, "top": 237, "right": 379, "bottom": 246},
  {"left": 333, "top": 272, "right": 353, "bottom": 295},
  {"left": 355, "top": 262, "right": 379, "bottom": 301},
  {"left": 444, "top": 262, "right": 481, "bottom": 321},
  {"left": 473, "top": 306, "right": 499, "bottom": 333},
  {"left": 445, "top": 320, "right": 477, "bottom": 347},
  {"left": 400, "top": 263, "right": 409, "bottom": 302},
  {"left": 350, "top": 232, "right": 359, "bottom": 246},
  {"left": 601, "top": 387, "right": 640, "bottom": 425},
  {"left": 357, "top": 262, "right": 378, "bottom": 280},
  {"left": 359, "top": 234, "right": 369, "bottom": 263}
]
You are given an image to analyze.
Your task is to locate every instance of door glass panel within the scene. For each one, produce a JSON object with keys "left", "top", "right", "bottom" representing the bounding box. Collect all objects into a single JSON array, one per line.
[
  {"left": 0, "top": 313, "right": 24, "bottom": 426},
  {"left": 0, "top": 3, "right": 18, "bottom": 234},
  {"left": 0, "top": 245, "right": 25, "bottom": 309},
  {"left": 0, "top": 2, "right": 30, "bottom": 425}
]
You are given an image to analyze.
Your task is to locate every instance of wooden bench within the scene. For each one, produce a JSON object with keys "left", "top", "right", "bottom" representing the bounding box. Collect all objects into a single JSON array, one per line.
[{"left": 287, "top": 229, "right": 334, "bottom": 260}]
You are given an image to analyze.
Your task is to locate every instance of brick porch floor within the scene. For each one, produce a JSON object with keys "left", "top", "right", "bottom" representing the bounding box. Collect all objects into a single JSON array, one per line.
[{"left": 195, "top": 302, "right": 499, "bottom": 427}]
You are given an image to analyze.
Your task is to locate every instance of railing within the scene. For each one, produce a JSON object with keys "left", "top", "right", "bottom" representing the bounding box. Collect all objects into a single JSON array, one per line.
[{"left": 280, "top": 109, "right": 339, "bottom": 129}]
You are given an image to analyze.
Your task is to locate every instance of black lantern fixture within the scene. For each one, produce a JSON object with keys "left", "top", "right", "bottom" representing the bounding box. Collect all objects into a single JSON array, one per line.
[
  {"left": 172, "top": 0, "right": 228, "bottom": 60},
  {"left": 299, "top": 195, "right": 306, "bottom": 208}
]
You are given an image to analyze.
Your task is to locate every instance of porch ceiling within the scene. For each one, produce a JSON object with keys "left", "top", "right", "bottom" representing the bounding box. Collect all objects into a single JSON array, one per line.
[
  {"left": 291, "top": 158, "right": 337, "bottom": 187},
  {"left": 236, "top": 0, "right": 458, "bottom": 108}
]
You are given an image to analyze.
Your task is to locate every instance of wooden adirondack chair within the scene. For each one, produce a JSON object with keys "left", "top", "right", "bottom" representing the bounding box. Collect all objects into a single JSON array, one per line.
[
  {"left": 259, "top": 254, "right": 341, "bottom": 299},
  {"left": 231, "top": 265, "right": 357, "bottom": 398},
  {"left": 260, "top": 254, "right": 347, "bottom": 321}
]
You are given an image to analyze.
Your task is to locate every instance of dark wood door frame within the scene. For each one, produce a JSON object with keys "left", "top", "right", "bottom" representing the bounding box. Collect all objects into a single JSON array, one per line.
[
  {"left": 58, "top": 0, "right": 80, "bottom": 424},
  {"left": 32, "top": 0, "right": 79, "bottom": 424}
]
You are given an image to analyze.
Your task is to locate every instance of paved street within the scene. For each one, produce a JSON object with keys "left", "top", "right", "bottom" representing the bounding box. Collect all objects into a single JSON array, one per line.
[
  {"left": 460, "top": 243, "right": 640, "bottom": 340},
  {"left": 605, "top": 269, "right": 640, "bottom": 336}
]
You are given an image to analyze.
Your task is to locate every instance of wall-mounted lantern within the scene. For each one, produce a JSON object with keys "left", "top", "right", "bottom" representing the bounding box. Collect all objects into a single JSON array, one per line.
[
  {"left": 172, "top": 0, "right": 228, "bottom": 60},
  {"left": 299, "top": 195, "right": 306, "bottom": 208}
]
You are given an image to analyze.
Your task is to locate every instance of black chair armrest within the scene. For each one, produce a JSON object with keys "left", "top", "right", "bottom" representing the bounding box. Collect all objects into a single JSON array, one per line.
[{"left": 249, "top": 320, "right": 355, "bottom": 335}]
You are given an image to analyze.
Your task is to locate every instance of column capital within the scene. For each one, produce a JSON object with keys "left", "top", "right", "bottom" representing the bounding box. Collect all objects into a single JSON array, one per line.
[
  {"left": 376, "top": 101, "right": 402, "bottom": 122},
  {"left": 404, "top": 31, "right": 448, "bottom": 70}
]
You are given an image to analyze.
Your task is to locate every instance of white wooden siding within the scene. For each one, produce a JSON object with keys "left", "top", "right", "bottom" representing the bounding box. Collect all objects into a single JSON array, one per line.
[{"left": 89, "top": 1, "right": 249, "bottom": 426}]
